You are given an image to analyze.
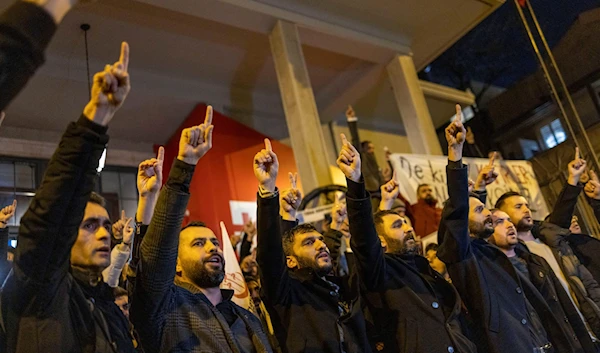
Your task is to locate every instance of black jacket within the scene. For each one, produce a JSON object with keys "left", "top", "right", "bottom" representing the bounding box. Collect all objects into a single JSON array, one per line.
[
  {"left": 568, "top": 197, "right": 600, "bottom": 284},
  {"left": 0, "top": 1, "right": 57, "bottom": 111},
  {"left": 538, "top": 222, "right": 600, "bottom": 337},
  {"left": 515, "top": 243, "right": 596, "bottom": 353},
  {"left": 346, "top": 178, "right": 477, "bottom": 353},
  {"left": 256, "top": 191, "right": 371, "bottom": 353},
  {"left": 131, "top": 160, "right": 271, "bottom": 353},
  {"left": 1, "top": 117, "right": 136, "bottom": 353},
  {"left": 437, "top": 161, "right": 574, "bottom": 353}
]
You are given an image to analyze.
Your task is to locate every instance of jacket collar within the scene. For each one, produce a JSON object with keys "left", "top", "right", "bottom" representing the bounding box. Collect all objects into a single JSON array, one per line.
[
  {"left": 539, "top": 222, "right": 570, "bottom": 248},
  {"left": 71, "top": 265, "right": 114, "bottom": 301},
  {"left": 289, "top": 267, "right": 341, "bottom": 288},
  {"left": 174, "top": 277, "right": 234, "bottom": 302}
]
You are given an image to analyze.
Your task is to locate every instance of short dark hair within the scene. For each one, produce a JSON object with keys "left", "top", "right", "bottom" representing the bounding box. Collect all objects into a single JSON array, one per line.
[
  {"left": 425, "top": 243, "right": 439, "bottom": 253},
  {"left": 360, "top": 140, "right": 372, "bottom": 150},
  {"left": 282, "top": 223, "right": 319, "bottom": 257},
  {"left": 373, "top": 210, "right": 400, "bottom": 238},
  {"left": 113, "top": 286, "right": 128, "bottom": 298},
  {"left": 89, "top": 192, "right": 106, "bottom": 207},
  {"left": 181, "top": 221, "right": 208, "bottom": 231},
  {"left": 495, "top": 191, "right": 522, "bottom": 210},
  {"left": 417, "top": 184, "right": 430, "bottom": 193}
]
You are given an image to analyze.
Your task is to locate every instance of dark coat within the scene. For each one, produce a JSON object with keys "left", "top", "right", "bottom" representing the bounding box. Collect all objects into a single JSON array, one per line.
[
  {"left": 437, "top": 161, "right": 574, "bottom": 353},
  {"left": 568, "top": 232, "right": 600, "bottom": 286},
  {"left": 1, "top": 117, "right": 136, "bottom": 353},
  {"left": 515, "top": 243, "right": 596, "bottom": 353},
  {"left": 130, "top": 160, "right": 271, "bottom": 353},
  {"left": 538, "top": 222, "right": 600, "bottom": 337},
  {"left": 256, "top": 192, "right": 371, "bottom": 353},
  {"left": 569, "top": 197, "right": 600, "bottom": 284},
  {"left": 345, "top": 179, "right": 477, "bottom": 353},
  {"left": 0, "top": 1, "right": 57, "bottom": 111}
]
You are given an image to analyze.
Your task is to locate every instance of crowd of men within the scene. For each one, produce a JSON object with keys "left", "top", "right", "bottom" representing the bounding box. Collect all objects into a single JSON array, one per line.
[{"left": 2, "top": 1, "right": 600, "bottom": 353}]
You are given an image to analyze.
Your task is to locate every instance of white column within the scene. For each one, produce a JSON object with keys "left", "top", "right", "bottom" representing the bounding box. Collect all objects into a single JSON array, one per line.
[
  {"left": 387, "top": 54, "right": 443, "bottom": 155},
  {"left": 270, "top": 20, "right": 332, "bottom": 191}
]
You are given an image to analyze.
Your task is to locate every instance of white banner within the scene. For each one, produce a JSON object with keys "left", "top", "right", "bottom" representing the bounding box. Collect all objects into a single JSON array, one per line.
[
  {"left": 219, "top": 221, "right": 255, "bottom": 312},
  {"left": 389, "top": 153, "right": 549, "bottom": 221}
]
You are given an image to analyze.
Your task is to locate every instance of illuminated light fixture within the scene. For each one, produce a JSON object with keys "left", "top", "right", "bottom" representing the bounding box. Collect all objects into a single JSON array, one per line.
[{"left": 97, "top": 148, "right": 107, "bottom": 173}]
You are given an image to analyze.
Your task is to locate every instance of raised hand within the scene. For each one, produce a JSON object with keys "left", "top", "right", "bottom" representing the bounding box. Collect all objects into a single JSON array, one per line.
[
  {"left": 475, "top": 152, "right": 499, "bottom": 191},
  {"left": 346, "top": 105, "right": 357, "bottom": 121},
  {"left": 253, "top": 139, "right": 279, "bottom": 193},
  {"left": 83, "top": 42, "right": 131, "bottom": 126},
  {"left": 122, "top": 217, "right": 134, "bottom": 246},
  {"left": 330, "top": 199, "right": 347, "bottom": 231},
  {"left": 568, "top": 147, "right": 587, "bottom": 186},
  {"left": 336, "top": 134, "right": 361, "bottom": 183},
  {"left": 0, "top": 199, "right": 16, "bottom": 228},
  {"left": 585, "top": 170, "right": 600, "bottom": 200},
  {"left": 138, "top": 146, "right": 164, "bottom": 197},
  {"left": 112, "top": 210, "right": 133, "bottom": 241},
  {"left": 446, "top": 104, "right": 466, "bottom": 161},
  {"left": 178, "top": 106, "right": 214, "bottom": 165},
  {"left": 466, "top": 126, "right": 475, "bottom": 145},
  {"left": 242, "top": 220, "right": 257, "bottom": 240},
  {"left": 280, "top": 173, "right": 302, "bottom": 219},
  {"left": 381, "top": 171, "right": 400, "bottom": 202},
  {"left": 468, "top": 179, "right": 476, "bottom": 193}
]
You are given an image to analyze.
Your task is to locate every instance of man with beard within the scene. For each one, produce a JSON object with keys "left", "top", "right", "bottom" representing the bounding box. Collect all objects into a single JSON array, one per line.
[
  {"left": 490, "top": 210, "right": 597, "bottom": 353},
  {"left": 438, "top": 105, "right": 573, "bottom": 353},
  {"left": 567, "top": 171, "right": 600, "bottom": 285},
  {"left": 400, "top": 183, "right": 442, "bottom": 238},
  {"left": 255, "top": 139, "right": 371, "bottom": 353},
  {"left": 337, "top": 133, "right": 476, "bottom": 353},
  {"left": 1, "top": 43, "right": 138, "bottom": 353},
  {"left": 131, "top": 108, "right": 272, "bottom": 353},
  {"left": 497, "top": 149, "right": 600, "bottom": 342}
]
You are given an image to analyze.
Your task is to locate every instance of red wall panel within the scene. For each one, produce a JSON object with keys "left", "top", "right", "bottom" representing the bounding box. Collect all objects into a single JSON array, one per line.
[{"left": 158, "top": 104, "right": 299, "bottom": 236}]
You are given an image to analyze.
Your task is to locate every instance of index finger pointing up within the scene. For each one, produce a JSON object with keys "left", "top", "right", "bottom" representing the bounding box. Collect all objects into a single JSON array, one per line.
[
  {"left": 264, "top": 138, "right": 273, "bottom": 152},
  {"left": 489, "top": 152, "right": 496, "bottom": 167},
  {"left": 340, "top": 133, "right": 349, "bottom": 146},
  {"left": 455, "top": 104, "right": 462, "bottom": 122},
  {"left": 289, "top": 172, "right": 298, "bottom": 189},
  {"left": 119, "top": 42, "right": 129, "bottom": 71},
  {"left": 204, "top": 105, "right": 213, "bottom": 126},
  {"left": 157, "top": 146, "right": 165, "bottom": 162}
]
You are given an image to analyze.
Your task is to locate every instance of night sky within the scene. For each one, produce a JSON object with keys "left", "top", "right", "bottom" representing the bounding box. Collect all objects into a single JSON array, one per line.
[{"left": 422, "top": 0, "right": 600, "bottom": 90}]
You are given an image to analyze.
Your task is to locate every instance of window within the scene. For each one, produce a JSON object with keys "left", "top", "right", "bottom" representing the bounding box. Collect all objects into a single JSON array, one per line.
[
  {"left": 540, "top": 118, "right": 566, "bottom": 149},
  {"left": 0, "top": 159, "right": 40, "bottom": 227},
  {"left": 98, "top": 168, "right": 138, "bottom": 221}
]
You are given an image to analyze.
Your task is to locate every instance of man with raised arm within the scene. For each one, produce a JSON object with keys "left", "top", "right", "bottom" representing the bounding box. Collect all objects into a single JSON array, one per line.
[
  {"left": 255, "top": 139, "right": 370, "bottom": 353},
  {"left": 0, "top": 0, "right": 93, "bottom": 112},
  {"left": 497, "top": 148, "right": 600, "bottom": 340},
  {"left": 438, "top": 105, "right": 574, "bottom": 353},
  {"left": 336, "top": 133, "right": 476, "bottom": 353},
  {"left": 130, "top": 108, "right": 272, "bottom": 353},
  {"left": 1, "top": 43, "right": 135, "bottom": 353}
]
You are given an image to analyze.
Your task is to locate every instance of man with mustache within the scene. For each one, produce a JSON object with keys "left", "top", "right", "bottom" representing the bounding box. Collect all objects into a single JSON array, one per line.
[
  {"left": 0, "top": 43, "right": 137, "bottom": 353},
  {"left": 490, "top": 210, "right": 597, "bottom": 353},
  {"left": 336, "top": 133, "right": 476, "bottom": 353},
  {"left": 497, "top": 149, "right": 600, "bottom": 342},
  {"left": 130, "top": 107, "right": 273, "bottom": 353},
  {"left": 254, "top": 139, "right": 371, "bottom": 353},
  {"left": 438, "top": 105, "right": 574, "bottom": 353}
]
